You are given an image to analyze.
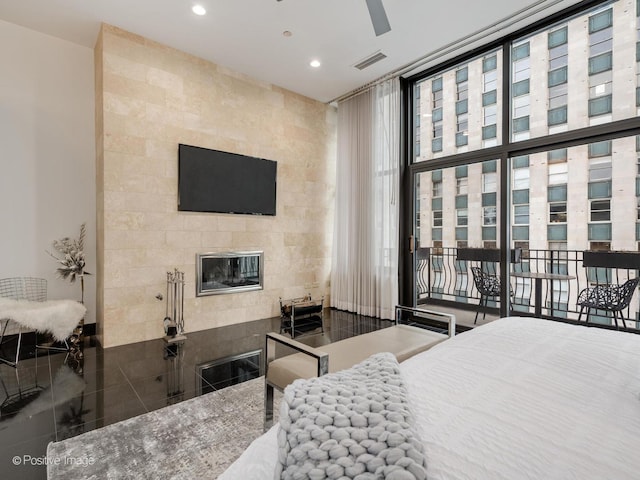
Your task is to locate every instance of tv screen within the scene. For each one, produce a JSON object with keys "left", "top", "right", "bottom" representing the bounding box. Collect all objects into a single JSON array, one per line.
[{"left": 178, "top": 144, "right": 277, "bottom": 216}]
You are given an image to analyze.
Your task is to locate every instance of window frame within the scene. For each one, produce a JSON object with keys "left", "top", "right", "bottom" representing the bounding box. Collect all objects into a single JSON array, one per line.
[
  {"left": 403, "top": 0, "right": 640, "bottom": 312},
  {"left": 549, "top": 202, "right": 568, "bottom": 223}
]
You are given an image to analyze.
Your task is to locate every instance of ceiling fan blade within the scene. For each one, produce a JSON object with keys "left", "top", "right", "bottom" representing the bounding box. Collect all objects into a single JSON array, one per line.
[{"left": 365, "top": 0, "right": 391, "bottom": 36}]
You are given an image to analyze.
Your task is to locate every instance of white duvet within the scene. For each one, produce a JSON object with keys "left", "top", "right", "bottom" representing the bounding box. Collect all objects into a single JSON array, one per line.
[{"left": 219, "top": 317, "right": 640, "bottom": 480}]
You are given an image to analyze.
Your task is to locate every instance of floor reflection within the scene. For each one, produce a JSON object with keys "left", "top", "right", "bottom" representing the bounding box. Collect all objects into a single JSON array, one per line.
[{"left": 0, "top": 308, "right": 390, "bottom": 479}]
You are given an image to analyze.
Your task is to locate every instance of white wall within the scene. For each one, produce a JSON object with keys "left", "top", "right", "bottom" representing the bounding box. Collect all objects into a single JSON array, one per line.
[{"left": 0, "top": 20, "right": 96, "bottom": 323}]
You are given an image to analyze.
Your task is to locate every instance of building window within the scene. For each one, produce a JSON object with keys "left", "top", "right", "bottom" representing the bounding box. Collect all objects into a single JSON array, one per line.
[
  {"left": 483, "top": 206, "right": 497, "bottom": 226},
  {"left": 514, "top": 241, "right": 530, "bottom": 256},
  {"left": 548, "top": 67, "right": 568, "bottom": 87},
  {"left": 548, "top": 106, "right": 568, "bottom": 126},
  {"left": 456, "top": 131, "right": 468, "bottom": 147},
  {"left": 511, "top": 40, "right": 530, "bottom": 141},
  {"left": 513, "top": 42, "right": 530, "bottom": 60},
  {"left": 514, "top": 205, "right": 530, "bottom": 224},
  {"left": 456, "top": 67, "right": 468, "bottom": 83},
  {"left": 513, "top": 79, "right": 530, "bottom": 97},
  {"left": 483, "top": 90, "right": 497, "bottom": 106},
  {"left": 589, "top": 157, "right": 612, "bottom": 182},
  {"left": 589, "top": 9, "right": 613, "bottom": 34},
  {"left": 483, "top": 172, "right": 497, "bottom": 193},
  {"left": 548, "top": 27, "right": 568, "bottom": 48},
  {"left": 548, "top": 162, "right": 568, "bottom": 185},
  {"left": 455, "top": 99, "right": 468, "bottom": 115},
  {"left": 432, "top": 171, "right": 443, "bottom": 196},
  {"left": 513, "top": 116, "right": 530, "bottom": 133},
  {"left": 513, "top": 167, "right": 530, "bottom": 190},
  {"left": 433, "top": 211, "right": 443, "bottom": 227},
  {"left": 456, "top": 68, "right": 469, "bottom": 148},
  {"left": 588, "top": 52, "right": 613, "bottom": 75},
  {"left": 457, "top": 209, "right": 468, "bottom": 226},
  {"left": 589, "top": 241, "right": 611, "bottom": 251},
  {"left": 512, "top": 226, "right": 530, "bottom": 240},
  {"left": 588, "top": 94, "right": 613, "bottom": 116},
  {"left": 483, "top": 55, "right": 497, "bottom": 72},
  {"left": 548, "top": 241, "right": 568, "bottom": 274},
  {"left": 549, "top": 203, "right": 567, "bottom": 223},
  {"left": 588, "top": 8, "right": 613, "bottom": 122},
  {"left": 431, "top": 78, "right": 444, "bottom": 155},
  {"left": 588, "top": 223, "right": 612, "bottom": 241},
  {"left": 590, "top": 199, "right": 611, "bottom": 222},
  {"left": 548, "top": 185, "right": 567, "bottom": 202},
  {"left": 457, "top": 177, "right": 468, "bottom": 195},
  {"left": 513, "top": 189, "right": 530, "bottom": 204},
  {"left": 589, "top": 140, "right": 611, "bottom": 157},
  {"left": 548, "top": 24, "right": 568, "bottom": 130},
  {"left": 482, "top": 124, "right": 497, "bottom": 140}
]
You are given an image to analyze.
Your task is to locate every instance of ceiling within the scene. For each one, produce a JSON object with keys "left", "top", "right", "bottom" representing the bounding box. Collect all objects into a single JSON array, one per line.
[{"left": 0, "top": 0, "right": 584, "bottom": 103}]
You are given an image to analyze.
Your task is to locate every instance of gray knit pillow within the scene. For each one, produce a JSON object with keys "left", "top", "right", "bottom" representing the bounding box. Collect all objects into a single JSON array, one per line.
[{"left": 275, "top": 352, "right": 427, "bottom": 480}]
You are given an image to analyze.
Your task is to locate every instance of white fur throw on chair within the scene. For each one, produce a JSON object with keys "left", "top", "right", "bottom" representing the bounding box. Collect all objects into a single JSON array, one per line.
[{"left": 0, "top": 298, "right": 86, "bottom": 341}]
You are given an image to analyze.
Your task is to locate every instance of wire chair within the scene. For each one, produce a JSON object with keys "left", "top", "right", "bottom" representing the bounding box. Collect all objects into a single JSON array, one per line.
[
  {"left": 0, "top": 277, "right": 47, "bottom": 367},
  {"left": 577, "top": 277, "right": 639, "bottom": 329},
  {"left": 470, "top": 267, "right": 502, "bottom": 324}
]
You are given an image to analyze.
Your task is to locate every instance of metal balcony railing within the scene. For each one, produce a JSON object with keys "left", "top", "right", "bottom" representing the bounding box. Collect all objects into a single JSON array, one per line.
[{"left": 416, "top": 247, "right": 640, "bottom": 330}]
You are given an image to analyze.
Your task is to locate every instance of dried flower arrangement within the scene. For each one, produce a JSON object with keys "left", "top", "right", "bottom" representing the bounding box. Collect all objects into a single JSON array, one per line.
[{"left": 47, "top": 222, "right": 91, "bottom": 303}]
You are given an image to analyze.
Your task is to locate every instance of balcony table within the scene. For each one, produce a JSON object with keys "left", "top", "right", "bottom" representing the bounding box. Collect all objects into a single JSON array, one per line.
[{"left": 510, "top": 271, "right": 576, "bottom": 317}]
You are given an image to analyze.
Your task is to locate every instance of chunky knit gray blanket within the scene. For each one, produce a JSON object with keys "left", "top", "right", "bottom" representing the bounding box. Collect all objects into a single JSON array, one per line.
[{"left": 275, "top": 352, "right": 427, "bottom": 480}]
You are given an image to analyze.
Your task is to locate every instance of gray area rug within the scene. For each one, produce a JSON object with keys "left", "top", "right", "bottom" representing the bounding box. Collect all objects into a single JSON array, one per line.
[{"left": 47, "top": 376, "right": 281, "bottom": 479}]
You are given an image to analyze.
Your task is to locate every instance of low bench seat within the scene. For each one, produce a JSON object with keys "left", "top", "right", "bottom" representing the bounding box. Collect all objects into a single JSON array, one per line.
[
  {"left": 264, "top": 306, "right": 455, "bottom": 429},
  {"left": 267, "top": 325, "right": 448, "bottom": 391}
]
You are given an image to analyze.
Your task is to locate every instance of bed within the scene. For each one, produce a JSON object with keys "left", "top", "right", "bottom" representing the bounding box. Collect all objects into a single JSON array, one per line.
[{"left": 219, "top": 316, "right": 640, "bottom": 480}]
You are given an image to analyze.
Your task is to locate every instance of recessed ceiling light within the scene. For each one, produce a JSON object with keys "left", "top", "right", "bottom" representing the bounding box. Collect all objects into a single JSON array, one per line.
[
  {"left": 192, "top": 5, "right": 206, "bottom": 15},
  {"left": 282, "top": 30, "right": 292, "bottom": 37},
  {"left": 310, "top": 59, "right": 321, "bottom": 68}
]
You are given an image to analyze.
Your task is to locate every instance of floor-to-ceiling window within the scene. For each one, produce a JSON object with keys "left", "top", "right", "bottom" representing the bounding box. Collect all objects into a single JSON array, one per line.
[{"left": 407, "top": 0, "right": 640, "bottom": 328}]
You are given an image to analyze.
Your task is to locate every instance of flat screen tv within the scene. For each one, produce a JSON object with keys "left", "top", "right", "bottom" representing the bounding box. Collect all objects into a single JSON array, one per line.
[{"left": 178, "top": 144, "right": 277, "bottom": 216}]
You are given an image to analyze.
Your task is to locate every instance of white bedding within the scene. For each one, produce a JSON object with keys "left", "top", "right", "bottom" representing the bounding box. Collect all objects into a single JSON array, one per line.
[{"left": 219, "top": 317, "right": 640, "bottom": 480}]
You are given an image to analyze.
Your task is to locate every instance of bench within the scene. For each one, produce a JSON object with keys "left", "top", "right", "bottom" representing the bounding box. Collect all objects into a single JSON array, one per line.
[{"left": 264, "top": 306, "right": 455, "bottom": 429}]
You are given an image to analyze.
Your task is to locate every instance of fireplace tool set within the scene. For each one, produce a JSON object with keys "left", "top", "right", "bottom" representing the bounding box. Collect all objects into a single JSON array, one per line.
[{"left": 162, "top": 269, "right": 186, "bottom": 344}]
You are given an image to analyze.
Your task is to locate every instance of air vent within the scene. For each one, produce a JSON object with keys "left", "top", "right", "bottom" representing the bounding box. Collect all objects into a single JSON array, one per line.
[{"left": 354, "top": 51, "right": 387, "bottom": 70}]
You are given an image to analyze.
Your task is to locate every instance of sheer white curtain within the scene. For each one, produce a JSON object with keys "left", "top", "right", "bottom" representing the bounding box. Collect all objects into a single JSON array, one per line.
[{"left": 331, "top": 77, "right": 400, "bottom": 319}]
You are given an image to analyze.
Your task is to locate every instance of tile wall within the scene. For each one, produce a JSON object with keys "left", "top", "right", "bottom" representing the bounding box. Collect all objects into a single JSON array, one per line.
[{"left": 95, "top": 24, "right": 337, "bottom": 347}]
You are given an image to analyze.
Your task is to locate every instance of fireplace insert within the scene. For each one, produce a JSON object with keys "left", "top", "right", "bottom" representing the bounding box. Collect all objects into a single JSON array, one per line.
[{"left": 196, "top": 251, "right": 263, "bottom": 296}]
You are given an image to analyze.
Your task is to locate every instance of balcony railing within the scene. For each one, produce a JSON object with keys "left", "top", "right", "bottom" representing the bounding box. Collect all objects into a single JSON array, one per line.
[{"left": 416, "top": 247, "right": 640, "bottom": 330}]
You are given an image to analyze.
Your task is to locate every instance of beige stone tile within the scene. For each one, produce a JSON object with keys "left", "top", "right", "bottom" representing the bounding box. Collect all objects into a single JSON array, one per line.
[
  {"left": 182, "top": 214, "right": 218, "bottom": 232},
  {"left": 216, "top": 216, "right": 247, "bottom": 232},
  {"left": 165, "top": 230, "right": 202, "bottom": 249},
  {"left": 103, "top": 52, "right": 148, "bottom": 83},
  {"left": 103, "top": 72, "right": 166, "bottom": 106},
  {"left": 103, "top": 91, "right": 146, "bottom": 118},
  {"left": 147, "top": 66, "right": 183, "bottom": 92},
  {"left": 98, "top": 24, "right": 336, "bottom": 347},
  {"left": 103, "top": 191, "right": 175, "bottom": 213},
  {"left": 199, "top": 231, "right": 233, "bottom": 249}
]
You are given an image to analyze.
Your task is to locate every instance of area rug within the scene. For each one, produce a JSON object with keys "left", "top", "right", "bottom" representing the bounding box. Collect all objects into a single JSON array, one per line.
[{"left": 46, "top": 376, "right": 281, "bottom": 479}]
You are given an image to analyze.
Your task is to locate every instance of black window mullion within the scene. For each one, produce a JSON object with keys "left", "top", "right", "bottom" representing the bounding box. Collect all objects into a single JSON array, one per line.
[{"left": 500, "top": 41, "right": 512, "bottom": 317}]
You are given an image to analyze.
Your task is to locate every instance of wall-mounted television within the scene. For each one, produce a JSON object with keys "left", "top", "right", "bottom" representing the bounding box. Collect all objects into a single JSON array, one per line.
[{"left": 178, "top": 144, "right": 277, "bottom": 216}]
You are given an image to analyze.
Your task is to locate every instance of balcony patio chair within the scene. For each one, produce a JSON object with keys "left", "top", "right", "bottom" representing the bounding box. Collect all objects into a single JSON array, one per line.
[
  {"left": 576, "top": 277, "right": 639, "bottom": 329},
  {"left": 470, "top": 267, "right": 502, "bottom": 324}
]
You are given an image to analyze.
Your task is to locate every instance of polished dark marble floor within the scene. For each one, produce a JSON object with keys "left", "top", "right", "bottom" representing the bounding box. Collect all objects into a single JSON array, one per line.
[{"left": 0, "top": 309, "right": 392, "bottom": 480}]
